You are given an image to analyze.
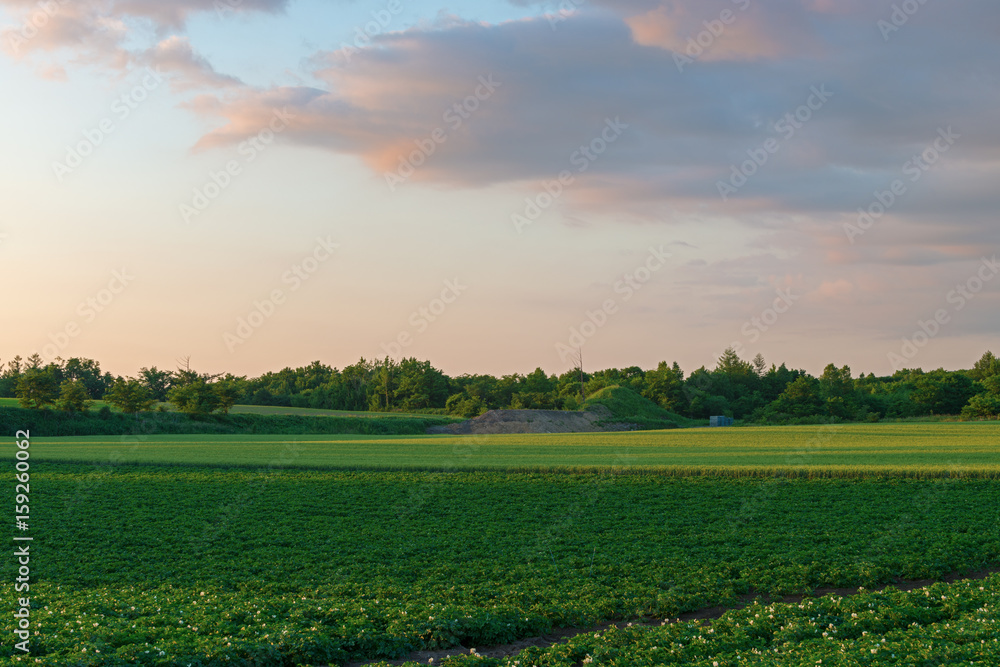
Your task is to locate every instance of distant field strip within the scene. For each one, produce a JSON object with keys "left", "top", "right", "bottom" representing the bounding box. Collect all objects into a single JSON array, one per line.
[{"left": 26, "top": 423, "right": 1000, "bottom": 475}]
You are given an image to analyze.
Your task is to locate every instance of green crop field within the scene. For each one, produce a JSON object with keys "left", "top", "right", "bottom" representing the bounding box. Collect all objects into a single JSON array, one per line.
[
  {"left": 228, "top": 405, "right": 443, "bottom": 419},
  {"left": 22, "top": 422, "right": 1000, "bottom": 475},
  {"left": 4, "top": 424, "right": 1000, "bottom": 666}
]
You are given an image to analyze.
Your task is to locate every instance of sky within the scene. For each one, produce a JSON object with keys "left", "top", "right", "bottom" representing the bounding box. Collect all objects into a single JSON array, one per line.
[{"left": 1, "top": 0, "right": 998, "bottom": 380}]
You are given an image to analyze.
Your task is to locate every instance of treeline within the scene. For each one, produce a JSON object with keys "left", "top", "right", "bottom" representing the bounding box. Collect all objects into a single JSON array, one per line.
[{"left": 2, "top": 349, "right": 1000, "bottom": 423}]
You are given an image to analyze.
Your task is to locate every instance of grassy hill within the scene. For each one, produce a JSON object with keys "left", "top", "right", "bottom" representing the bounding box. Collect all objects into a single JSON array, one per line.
[{"left": 583, "top": 385, "right": 704, "bottom": 429}]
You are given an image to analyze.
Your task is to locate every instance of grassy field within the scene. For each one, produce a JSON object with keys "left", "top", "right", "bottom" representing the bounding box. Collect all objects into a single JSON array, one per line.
[
  {"left": 228, "top": 404, "right": 440, "bottom": 419},
  {"left": 22, "top": 422, "right": 1000, "bottom": 475},
  {"left": 2, "top": 461, "right": 999, "bottom": 665},
  {"left": 5, "top": 423, "right": 1000, "bottom": 666}
]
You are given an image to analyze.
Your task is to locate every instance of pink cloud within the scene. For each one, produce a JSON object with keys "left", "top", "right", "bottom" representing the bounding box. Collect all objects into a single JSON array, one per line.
[{"left": 620, "top": 0, "right": 828, "bottom": 61}]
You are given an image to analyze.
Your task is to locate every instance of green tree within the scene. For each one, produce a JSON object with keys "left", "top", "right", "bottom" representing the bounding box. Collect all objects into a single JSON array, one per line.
[
  {"left": 139, "top": 366, "right": 173, "bottom": 402},
  {"left": 768, "top": 376, "right": 823, "bottom": 419},
  {"left": 168, "top": 379, "right": 220, "bottom": 415},
  {"left": 970, "top": 351, "right": 1000, "bottom": 380},
  {"left": 716, "top": 347, "right": 754, "bottom": 377},
  {"left": 57, "top": 379, "right": 92, "bottom": 412},
  {"left": 819, "top": 364, "right": 857, "bottom": 418},
  {"left": 62, "top": 357, "right": 113, "bottom": 398},
  {"left": 911, "top": 369, "right": 977, "bottom": 415},
  {"left": 962, "top": 393, "right": 1000, "bottom": 419},
  {"left": 15, "top": 365, "right": 60, "bottom": 409},
  {"left": 642, "top": 361, "right": 685, "bottom": 412},
  {"left": 394, "top": 359, "right": 449, "bottom": 411},
  {"left": 369, "top": 358, "right": 399, "bottom": 411},
  {"left": 212, "top": 378, "right": 242, "bottom": 415},
  {"left": 0, "top": 355, "right": 24, "bottom": 398},
  {"left": 105, "top": 378, "right": 156, "bottom": 414}
]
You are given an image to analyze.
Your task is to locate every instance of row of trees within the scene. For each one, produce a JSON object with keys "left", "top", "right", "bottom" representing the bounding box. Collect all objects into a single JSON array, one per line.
[
  {"left": 2, "top": 350, "right": 999, "bottom": 422},
  {"left": 2, "top": 356, "right": 241, "bottom": 416}
]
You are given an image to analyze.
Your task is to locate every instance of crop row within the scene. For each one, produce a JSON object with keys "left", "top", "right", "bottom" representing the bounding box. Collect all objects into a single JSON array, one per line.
[
  {"left": 378, "top": 575, "right": 1000, "bottom": 666},
  {"left": 2, "top": 465, "right": 999, "bottom": 665}
]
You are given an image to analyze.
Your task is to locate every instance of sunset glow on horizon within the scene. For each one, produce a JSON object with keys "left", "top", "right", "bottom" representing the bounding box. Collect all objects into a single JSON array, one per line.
[{"left": 2, "top": 0, "right": 998, "bottom": 379}]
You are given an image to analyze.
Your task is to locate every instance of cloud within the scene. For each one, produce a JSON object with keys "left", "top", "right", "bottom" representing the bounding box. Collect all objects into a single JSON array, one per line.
[
  {"left": 145, "top": 36, "right": 242, "bottom": 91},
  {"left": 180, "top": 3, "right": 999, "bottom": 222},
  {"left": 0, "top": 0, "right": 285, "bottom": 86}
]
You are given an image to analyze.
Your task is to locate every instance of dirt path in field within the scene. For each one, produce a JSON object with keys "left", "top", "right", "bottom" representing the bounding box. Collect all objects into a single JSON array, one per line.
[
  {"left": 425, "top": 406, "right": 634, "bottom": 435},
  {"left": 346, "top": 565, "right": 1000, "bottom": 666}
]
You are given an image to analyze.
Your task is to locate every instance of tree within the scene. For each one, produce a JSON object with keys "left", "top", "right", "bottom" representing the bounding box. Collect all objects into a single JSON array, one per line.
[
  {"left": 62, "top": 357, "right": 113, "bottom": 399},
  {"left": 768, "top": 376, "right": 824, "bottom": 419},
  {"left": 716, "top": 347, "right": 754, "bottom": 378},
  {"left": 139, "top": 366, "right": 173, "bottom": 402},
  {"left": 911, "top": 370, "right": 977, "bottom": 415},
  {"left": 168, "top": 379, "right": 220, "bottom": 415},
  {"left": 15, "top": 365, "right": 60, "bottom": 409},
  {"left": 0, "top": 355, "right": 24, "bottom": 398},
  {"left": 166, "top": 359, "right": 228, "bottom": 415},
  {"left": 57, "top": 379, "right": 92, "bottom": 412},
  {"left": 961, "top": 393, "right": 1000, "bottom": 419},
  {"left": 212, "top": 378, "right": 242, "bottom": 415},
  {"left": 394, "top": 359, "right": 449, "bottom": 411},
  {"left": 643, "top": 361, "right": 685, "bottom": 412},
  {"left": 970, "top": 351, "right": 1000, "bottom": 381},
  {"left": 819, "top": 364, "right": 857, "bottom": 418},
  {"left": 105, "top": 378, "right": 156, "bottom": 414},
  {"left": 369, "top": 358, "right": 399, "bottom": 411}
]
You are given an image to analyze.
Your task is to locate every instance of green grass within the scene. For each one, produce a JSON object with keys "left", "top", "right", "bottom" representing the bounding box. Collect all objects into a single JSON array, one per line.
[
  {"left": 3, "top": 464, "right": 999, "bottom": 665},
  {"left": 583, "top": 385, "right": 702, "bottom": 429},
  {"left": 0, "top": 405, "right": 459, "bottom": 437},
  {"left": 228, "top": 404, "right": 441, "bottom": 419},
  {"left": 23, "top": 422, "right": 1000, "bottom": 475},
  {"left": 0, "top": 397, "right": 124, "bottom": 410}
]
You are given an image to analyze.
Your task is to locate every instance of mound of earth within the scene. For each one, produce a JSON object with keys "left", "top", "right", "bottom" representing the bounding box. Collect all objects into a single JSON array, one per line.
[{"left": 426, "top": 406, "right": 635, "bottom": 435}]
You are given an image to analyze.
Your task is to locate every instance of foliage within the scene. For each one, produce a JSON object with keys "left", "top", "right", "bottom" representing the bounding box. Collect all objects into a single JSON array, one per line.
[
  {"left": 105, "top": 378, "right": 156, "bottom": 414},
  {"left": 396, "top": 577, "right": 1000, "bottom": 666},
  {"left": 14, "top": 364, "right": 60, "bottom": 409},
  {"left": 2, "top": 466, "right": 1000, "bottom": 665},
  {"left": 583, "top": 385, "right": 694, "bottom": 429},
  {"left": 57, "top": 379, "right": 92, "bottom": 413},
  {"left": 4, "top": 349, "right": 1000, "bottom": 424}
]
